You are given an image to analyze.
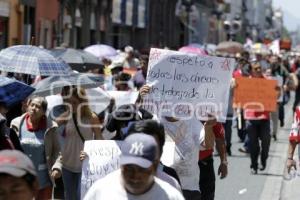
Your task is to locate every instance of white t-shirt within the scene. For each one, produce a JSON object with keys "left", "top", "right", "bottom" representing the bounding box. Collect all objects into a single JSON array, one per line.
[
  {"left": 83, "top": 170, "right": 184, "bottom": 200},
  {"left": 161, "top": 118, "right": 204, "bottom": 191},
  {"left": 156, "top": 164, "right": 182, "bottom": 192}
]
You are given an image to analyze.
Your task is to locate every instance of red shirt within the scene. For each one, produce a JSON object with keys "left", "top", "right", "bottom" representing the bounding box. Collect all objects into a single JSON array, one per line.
[
  {"left": 289, "top": 107, "right": 300, "bottom": 142},
  {"left": 25, "top": 114, "right": 47, "bottom": 132},
  {"left": 233, "top": 69, "right": 243, "bottom": 78},
  {"left": 199, "top": 123, "right": 225, "bottom": 160}
]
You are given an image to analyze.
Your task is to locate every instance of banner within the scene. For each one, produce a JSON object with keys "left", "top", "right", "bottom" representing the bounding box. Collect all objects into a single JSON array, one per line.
[
  {"left": 233, "top": 77, "right": 278, "bottom": 112},
  {"left": 142, "top": 48, "right": 235, "bottom": 122},
  {"left": 112, "top": 0, "right": 147, "bottom": 28}
]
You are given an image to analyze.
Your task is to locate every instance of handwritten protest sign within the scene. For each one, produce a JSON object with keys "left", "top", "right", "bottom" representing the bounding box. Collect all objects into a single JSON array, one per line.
[
  {"left": 81, "top": 140, "right": 175, "bottom": 199},
  {"left": 143, "top": 48, "right": 235, "bottom": 122},
  {"left": 107, "top": 91, "right": 139, "bottom": 107},
  {"left": 81, "top": 140, "right": 122, "bottom": 199},
  {"left": 233, "top": 77, "right": 278, "bottom": 112}
]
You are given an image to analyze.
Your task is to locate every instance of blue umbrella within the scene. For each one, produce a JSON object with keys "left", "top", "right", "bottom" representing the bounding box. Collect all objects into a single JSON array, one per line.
[
  {"left": 0, "top": 45, "right": 72, "bottom": 76},
  {"left": 0, "top": 75, "right": 35, "bottom": 107}
]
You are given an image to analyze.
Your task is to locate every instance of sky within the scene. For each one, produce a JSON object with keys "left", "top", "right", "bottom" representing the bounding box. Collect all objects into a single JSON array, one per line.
[{"left": 273, "top": 0, "right": 300, "bottom": 31}]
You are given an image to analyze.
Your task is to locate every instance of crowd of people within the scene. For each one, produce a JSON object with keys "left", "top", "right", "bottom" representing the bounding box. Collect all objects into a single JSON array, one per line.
[{"left": 1, "top": 44, "right": 300, "bottom": 200}]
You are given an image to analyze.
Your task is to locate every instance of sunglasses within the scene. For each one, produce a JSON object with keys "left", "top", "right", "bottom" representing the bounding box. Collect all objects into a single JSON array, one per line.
[{"left": 252, "top": 67, "right": 261, "bottom": 71}]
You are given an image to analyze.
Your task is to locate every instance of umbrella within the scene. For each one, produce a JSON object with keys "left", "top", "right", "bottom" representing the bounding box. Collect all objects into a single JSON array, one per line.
[
  {"left": 47, "top": 87, "right": 111, "bottom": 118},
  {"left": 31, "top": 73, "right": 105, "bottom": 97},
  {"left": 216, "top": 41, "right": 244, "bottom": 54},
  {"left": 178, "top": 46, "right": 208, "bottom": 56},
  {"left": 84, "top": 44, "right": 118, "bottom": 60},
  {"left": 0, "top": 75, "right": 35, "bottom": 107},
  {"left": 188, "top": 43, "right": 203, "bottom": 49},
  {"left": 50, "top": 48, "right": 104, "bottom": 72},
  {"left": 0, "top": 45, "right": 72, "bottom": 76}
]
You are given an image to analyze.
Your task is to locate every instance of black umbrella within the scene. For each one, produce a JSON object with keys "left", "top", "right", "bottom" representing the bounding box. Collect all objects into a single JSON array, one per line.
[
  {"left": 31, "top": 73, "right": 104, "bottom": 97},
  {"left": 51, "top": 48, "right": 104, "bottom": 72}
]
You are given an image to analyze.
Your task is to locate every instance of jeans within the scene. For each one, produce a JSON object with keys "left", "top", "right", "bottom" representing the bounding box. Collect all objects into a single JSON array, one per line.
[
  {"left": 62, "top": 167, "right": 81, "bottom": 200},
  {"left": 237, "top": 111, "right": 246, "bottom": 142},
  {"left": 53, "top": 177, "right": 64, "bottom": 199},
  {"left": 223, "top": 118, "right": 232, "bottom": 149},
  {"left": 182, "top": 190, "right": 201, "bottom": 200},
  {"left": 199, "top": 156, "right": 215, "bottom": 200},
  {"left": 270, "top": 106, "right": 279, "bottom": 137},
  {"left": 278, "top": 102, "right": 285, "bottom": 126},
  {"left": 246, "top": 120, "right": 271, "bottom": 169}
]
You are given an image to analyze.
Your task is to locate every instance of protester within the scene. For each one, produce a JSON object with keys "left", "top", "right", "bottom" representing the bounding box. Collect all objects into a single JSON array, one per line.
[
  {"left": 10, "top": 96, "right": 62, "bottom": 199},
  {"left": 139, "top": 84, "right": 215, "bottom": 200},
  {"left": 55, "top": 87, "right": 103, "bottom": 200},
  {"left": 269, "top": 55, "right": 289, "bottom": 130},
  {"left": 114, "top": 72, "right": 133, "bottom": 91},
  {"left": 133, "top": 54, "right": 148, "bottom": 89},
  {"left": 199, "top": 122, "right": 228, "bottom": 200},
  {"left": 286, "top": 106, "right": 300, "bottom": 173},
  {"left": 233, "top": 57, "right": 250, "bottom": 152},
  {"left": 0, "top": 103, "right": 15, "bottom": 150},
  {"left": 127, "top": 119, "right": 182, "bottom": 191},
  {"left": 0, "top": 150, "right": 39, "bottom": 200},
  {"left": 243, "top": 62, "right": 273, "bottom": 174},
  {"left": 84, "top": 133, "right": 185, "bottom": 200},
  {"left": 123, "top": 45, "right": 140, "bottom": 69},
  {"left": 105, "top": 104, "right": 154, "bottom": 140}
]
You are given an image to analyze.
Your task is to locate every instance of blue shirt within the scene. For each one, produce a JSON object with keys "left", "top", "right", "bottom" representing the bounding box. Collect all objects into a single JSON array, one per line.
[{"left": 20, "top": 121, "right": 51, "bottom": 189}]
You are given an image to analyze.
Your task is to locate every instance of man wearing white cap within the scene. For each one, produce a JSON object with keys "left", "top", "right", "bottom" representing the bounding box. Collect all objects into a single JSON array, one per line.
[
  {"left": 0, "top": 150, "right": 39, "bottom": 200},
  {"left": 123, "top": 45, "right": 140, "bottom": 69},
  {"left": 84, "top": 133, "right": 184, "bottom": 200}
]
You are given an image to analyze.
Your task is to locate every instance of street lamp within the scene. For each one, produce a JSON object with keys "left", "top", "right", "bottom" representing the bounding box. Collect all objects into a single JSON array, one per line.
[{"left": 182, "top": 0, "right": 195, "bottom": 44}]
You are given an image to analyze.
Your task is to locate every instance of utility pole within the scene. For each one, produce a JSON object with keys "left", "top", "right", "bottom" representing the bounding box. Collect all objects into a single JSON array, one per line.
[
  {"left": 66, "top": 0, "right": 77, "bottom": 48},
  {"left": 80, "top": 0, "right": 91, "bottom": 47},
  {"left": 94, "top": 0, "right": 102, "bottom": 43}
]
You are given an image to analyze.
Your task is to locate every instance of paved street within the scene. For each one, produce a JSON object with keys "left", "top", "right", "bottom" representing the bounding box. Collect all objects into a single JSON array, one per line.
[{"left": 214, "top": 99, "right": 296, "bottom": 200}]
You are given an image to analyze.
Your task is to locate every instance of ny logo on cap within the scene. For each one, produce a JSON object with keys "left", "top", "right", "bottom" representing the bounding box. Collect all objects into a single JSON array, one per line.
[{"left": 129, "top": 142, "right": 144, "bottom": 155}]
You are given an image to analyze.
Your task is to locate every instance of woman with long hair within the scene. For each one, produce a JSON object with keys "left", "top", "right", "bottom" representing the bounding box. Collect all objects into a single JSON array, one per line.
[{"left": 55, "top": 87, "right": 103, "bottom": 200}]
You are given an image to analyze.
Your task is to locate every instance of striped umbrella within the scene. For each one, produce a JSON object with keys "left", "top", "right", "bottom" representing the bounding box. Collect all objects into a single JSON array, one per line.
[{"left": 0, "top": 45, "right": 72, "bottom": 76}]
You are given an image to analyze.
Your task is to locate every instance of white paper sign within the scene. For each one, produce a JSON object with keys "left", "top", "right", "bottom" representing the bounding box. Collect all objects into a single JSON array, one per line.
[
  {"left": 107, "top": 91, "right": 139, "bottom": 107},
  {"left": 161, "top": 118, "right": 203, "bottom": 191},
  {"left": 81, "top": 140, "right": 176, "bottom": 199},
  {"left": 160, "top": 141, "right": 176, "bottom": 167},
  {"left": 143, "top": 48, "right": 235, "bottom": 122},
  {"left": 81, "top": 140, "right": 123, "bottom": 199}
]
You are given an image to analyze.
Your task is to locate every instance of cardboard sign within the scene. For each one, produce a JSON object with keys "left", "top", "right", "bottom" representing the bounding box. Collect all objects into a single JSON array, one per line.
[
  {"left": 81, "top": 140, "right": 175, "bottom": 199},
  {"left": 233, "top": 77, "right": 278, "bottom": 112},
  {"left": 142, "top": 48, "right": 234, "bottom": 122}
]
